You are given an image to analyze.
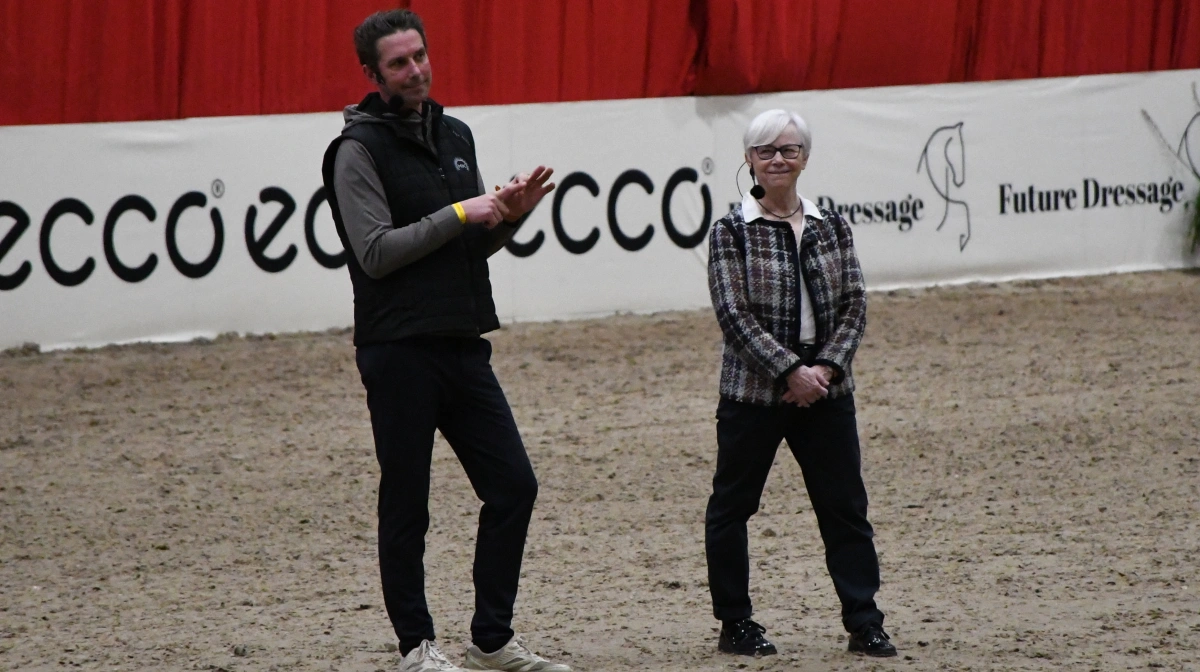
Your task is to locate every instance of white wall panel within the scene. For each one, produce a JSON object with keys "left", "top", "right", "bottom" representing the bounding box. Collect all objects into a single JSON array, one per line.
[{"left": 1, "top": 70, "right": 1197, "bottom": 349}]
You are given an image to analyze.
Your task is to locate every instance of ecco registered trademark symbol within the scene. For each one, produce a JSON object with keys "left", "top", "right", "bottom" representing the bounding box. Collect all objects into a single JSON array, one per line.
[
  {"left": 211, "top": 179, "right": 225, "bottom": 198},
  {"left": 701, "top": 158, "right": 714, "bottom": 175}
]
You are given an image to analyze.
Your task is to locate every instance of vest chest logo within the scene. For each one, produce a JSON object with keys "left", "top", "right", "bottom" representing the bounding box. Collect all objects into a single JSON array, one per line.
[{"left": 453, "top": 157, "right": 469, "bottom": 172}]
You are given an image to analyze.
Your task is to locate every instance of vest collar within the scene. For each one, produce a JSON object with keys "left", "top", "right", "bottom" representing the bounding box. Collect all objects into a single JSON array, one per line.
[{"left": 356, "top": 92, "right": 443, "bottom": 120}]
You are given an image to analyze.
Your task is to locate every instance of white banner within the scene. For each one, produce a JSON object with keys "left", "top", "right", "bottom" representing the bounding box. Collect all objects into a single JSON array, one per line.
[{"left": 1, "top": 70, "right": 1197, "bottom": 349}]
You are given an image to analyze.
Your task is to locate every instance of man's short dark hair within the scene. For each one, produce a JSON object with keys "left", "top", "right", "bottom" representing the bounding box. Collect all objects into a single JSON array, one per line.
[{"left": 354, "top": 9, "right": 426, "bottom": 73}]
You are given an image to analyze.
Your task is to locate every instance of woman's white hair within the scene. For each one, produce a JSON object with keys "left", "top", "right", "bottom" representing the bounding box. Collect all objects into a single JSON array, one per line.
[{"left": 743, "top": 109, "right": 812, "bottom": 159}]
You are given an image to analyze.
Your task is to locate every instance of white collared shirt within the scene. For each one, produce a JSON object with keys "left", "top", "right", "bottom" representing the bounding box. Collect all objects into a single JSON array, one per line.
[{"left": 740, "top": 191, "right": 820, "bottom": 345}]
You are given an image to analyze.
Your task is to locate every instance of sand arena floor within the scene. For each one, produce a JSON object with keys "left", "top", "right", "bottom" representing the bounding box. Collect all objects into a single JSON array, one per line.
[{"left": 1, "top": 270, "right": 1198, "bottom": 672}]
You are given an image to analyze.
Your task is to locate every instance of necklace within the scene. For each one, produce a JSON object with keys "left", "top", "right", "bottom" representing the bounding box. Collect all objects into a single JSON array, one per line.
[{"left": 757, "top": 197, "right": 803, "bottom": 220}]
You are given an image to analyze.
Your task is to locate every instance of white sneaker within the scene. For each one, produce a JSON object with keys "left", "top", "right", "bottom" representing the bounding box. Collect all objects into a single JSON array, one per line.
[
  {"left": 400, "top": 640, "right": 469, "bottom": 672},
  {"left": 463, "top": 636, "right": 571, "bottom": 672}
]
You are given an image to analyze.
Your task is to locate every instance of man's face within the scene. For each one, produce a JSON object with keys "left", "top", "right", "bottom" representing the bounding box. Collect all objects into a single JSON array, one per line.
[{"left": 366, "top": 29, "right": 431, "bottom": 111}]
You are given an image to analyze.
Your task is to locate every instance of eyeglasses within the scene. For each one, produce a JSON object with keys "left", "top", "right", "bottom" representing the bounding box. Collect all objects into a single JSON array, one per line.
[{"left": 753, "top": 144, "right": 803, "bottom": 160}]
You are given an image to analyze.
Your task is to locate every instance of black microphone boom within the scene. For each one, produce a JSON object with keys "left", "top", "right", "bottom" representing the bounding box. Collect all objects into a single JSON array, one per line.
[
  {"left": 735, "top": 161, "right": 767, "bottom": 199},
  {"left": 748, "top": 164, "right": 765, "bottom": 198}
]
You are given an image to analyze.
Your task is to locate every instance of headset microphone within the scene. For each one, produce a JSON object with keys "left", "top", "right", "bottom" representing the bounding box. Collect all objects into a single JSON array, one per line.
[
  {"left": 748, "top": 167, "right": 765, "bottom": 199},
  {"left": 738, "top": 163, "right": 804, "bottom": 219},
  {"left": 735, "top": 162, "right": 768, "bottom": 200}
]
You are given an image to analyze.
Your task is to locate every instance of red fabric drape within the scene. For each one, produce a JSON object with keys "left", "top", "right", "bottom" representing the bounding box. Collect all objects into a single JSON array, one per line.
[
  {"left": 691, "top": 0, "right": 976, "bottom": 94},
  {"left": 176, "top": 0, "right": 399, "bottom": 118},
  {"left": 0, "top": 0, "right": 397, "bottom": 125},
  {"left": 404, "top": 0, "right": 698, "bottom": 106},
  {"left": 2, "top": 0, "right": 1198, "bottom": 126},
  {"left": 0, "top": 0, "right": 183, "bottom": 125},
  {"left": 966, "top": 0, "right": 1200, "bottom": 82},
  {"left": 691, "top": 0, "right": 1200, "bottom": 94}
]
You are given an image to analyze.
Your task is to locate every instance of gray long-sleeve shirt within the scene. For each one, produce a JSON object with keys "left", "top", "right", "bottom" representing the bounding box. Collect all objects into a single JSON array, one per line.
[{"left": 331, "top": 105, "right": 517, "bottom": 280}]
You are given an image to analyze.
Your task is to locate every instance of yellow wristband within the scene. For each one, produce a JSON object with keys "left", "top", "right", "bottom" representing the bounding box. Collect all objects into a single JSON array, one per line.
[{"left": 452, "top": 202, "right": 467, "bottom": 224}]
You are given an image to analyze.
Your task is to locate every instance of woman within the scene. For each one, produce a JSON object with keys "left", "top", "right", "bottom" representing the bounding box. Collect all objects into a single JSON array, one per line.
[{"left": 704, "top": 109, "right": 896, "bottom": 658}]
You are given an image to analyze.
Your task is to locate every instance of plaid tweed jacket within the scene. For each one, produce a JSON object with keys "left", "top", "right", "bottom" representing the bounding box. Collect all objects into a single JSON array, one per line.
[{"left": 708, "top": 194, "right": 867, "bottom": 406}]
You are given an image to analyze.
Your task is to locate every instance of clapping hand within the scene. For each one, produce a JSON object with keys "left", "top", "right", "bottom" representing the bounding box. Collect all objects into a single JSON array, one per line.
[
  {"left": 496, "top": 166, "right": 555, "bottom": 221},
  {"left": 459, "top": 180, "right": 524, "bottom": 229}
]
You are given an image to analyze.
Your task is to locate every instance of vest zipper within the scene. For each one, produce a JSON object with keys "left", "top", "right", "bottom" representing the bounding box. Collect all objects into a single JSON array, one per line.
[
  {"left": 401, "top": 123, "right": 483, "bottom": 337},
  {"left": 435, "top": 147, "right": 480, "bottom": 335}
]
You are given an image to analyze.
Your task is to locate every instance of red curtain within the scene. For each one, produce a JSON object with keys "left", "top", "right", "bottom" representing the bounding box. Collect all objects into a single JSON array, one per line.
[
  {"left": 0, "top": 0, "right": 183, "bottom": 125},
  {"left": 175, "top": 0, "right": 400, "bottom": 118},
  {"left": 0, "top": 0, "right": 397, "bottom": 125},
  {"left": 963, "top": 0, "right": 1200, "bottom": 81},
  {"left": 406, "top": 0, "right": 698, "bottom": 106},
  {"left": 691, "top": 0, "right": 1200, "bottom": 93},
  {"left": 2, "top": 0, "right": 1198, "bottom": 126},
  {"left": 691, "top": 0, "right": 973, "bottom": 94}
]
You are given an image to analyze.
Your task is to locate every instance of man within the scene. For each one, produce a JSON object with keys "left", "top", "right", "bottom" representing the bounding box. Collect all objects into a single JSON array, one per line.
[{"left": 320, "top": 10, "right": 565, "bottom": 672}]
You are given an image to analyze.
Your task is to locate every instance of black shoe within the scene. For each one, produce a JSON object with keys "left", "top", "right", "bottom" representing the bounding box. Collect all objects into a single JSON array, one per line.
[
  {"left": 848, "top": 623, "right": 897, "bottom": 657},
  {"left": 718, "top": 618, "right": 778, "bottom": 656}
]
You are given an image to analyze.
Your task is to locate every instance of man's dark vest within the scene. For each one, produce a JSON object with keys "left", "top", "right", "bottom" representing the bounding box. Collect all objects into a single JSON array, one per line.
[{"left": 321, "top": 94, "right": 499, "bottom": 346}]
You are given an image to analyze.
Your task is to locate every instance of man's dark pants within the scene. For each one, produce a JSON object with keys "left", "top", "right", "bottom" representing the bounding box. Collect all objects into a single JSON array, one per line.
[
  {"left": 356, "top": 336, "right": 538, "bottom": 655},
  {"left": 705, "top": 393, "right": 885, "bottom": 633}
]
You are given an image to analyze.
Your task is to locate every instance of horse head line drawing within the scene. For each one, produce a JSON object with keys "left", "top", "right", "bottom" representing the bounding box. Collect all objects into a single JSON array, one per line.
[
  {"left": 1140, "top": 81, "right": 1200, "bottom": 182},
  {"left": 917, "top": 121, "right": 972, "bottom": 251}
]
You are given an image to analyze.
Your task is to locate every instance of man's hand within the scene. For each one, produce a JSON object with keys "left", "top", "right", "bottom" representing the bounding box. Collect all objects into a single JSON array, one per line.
[
  {"left": 459, "top": 180, "right": 524, "bottom": 229},
  {"left": 781, "top": 365, "right": 830, "bottom": 407},
  {"left": 496, "top": 166, "right": 555, "bottom": 221}
]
